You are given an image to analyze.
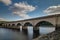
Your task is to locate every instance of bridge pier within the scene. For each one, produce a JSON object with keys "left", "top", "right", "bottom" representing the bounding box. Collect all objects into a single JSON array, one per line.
[
  {"left": 33, "top": 29, "right": 39, "bottom": 38},
  {"left": 55, "top": 26, "right": 60, "bottom": 31},
  {"left": 33, "top": 27, "right": 40, "bottom": 39},
  {"left": 22, "top": 27, "right": 40, "bottom": 39}
]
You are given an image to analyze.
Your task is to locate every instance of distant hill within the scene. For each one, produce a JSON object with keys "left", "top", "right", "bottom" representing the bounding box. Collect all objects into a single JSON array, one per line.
[
  {"left": 0, "top": 21, "right": 7, "bottom": 23},
  {"left": 0, "top": 21, "right": 7, "bottom": 26}
]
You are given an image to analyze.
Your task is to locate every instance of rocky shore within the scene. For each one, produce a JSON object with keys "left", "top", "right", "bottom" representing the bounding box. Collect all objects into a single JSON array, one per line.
[{"left": 33, "top": 30, "right": 60, "bottom": 40}]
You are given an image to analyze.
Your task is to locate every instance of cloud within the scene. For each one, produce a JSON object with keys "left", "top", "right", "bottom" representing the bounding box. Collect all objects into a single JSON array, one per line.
[
  {"left": 44, "top": 5, "right": 60, "bottom": 15},
  {"left": 0, "top": 18, "right": 7, "bottom": 21},
  {"left": 11, "top": 2, "right": 36, "bottom": 19},
  {"left": 0, "top": 0, "right": 12, "bottom": 6}
]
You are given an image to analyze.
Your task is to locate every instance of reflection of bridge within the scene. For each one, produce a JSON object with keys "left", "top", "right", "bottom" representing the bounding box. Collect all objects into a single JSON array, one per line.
[{"left": 2, "top": 14, "right": 60, "bottom": 38}]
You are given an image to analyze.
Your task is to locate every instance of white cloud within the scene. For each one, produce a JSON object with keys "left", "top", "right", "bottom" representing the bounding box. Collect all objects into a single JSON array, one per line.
[
  {"left": 11, "top": 2, "right": 36, "bottom": 19},
  {"left": 0, "top": 18, "right": 7, "bottom": 21},
  {"left": 44, "top": 5, "right": 60, "bottom": 15},
  {"left": 0, "top": 0, "right": 12, "bottom": 6}
]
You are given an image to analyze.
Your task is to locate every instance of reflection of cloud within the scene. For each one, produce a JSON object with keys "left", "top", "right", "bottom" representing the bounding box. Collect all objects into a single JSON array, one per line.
[
  {"left": 44, "top": 5, "right": 60, "bottom": 15},
  {"left": 11, "top": 2, "right": 36, "bottom": 19},
  {"left": 39, "top": 27, "right": 55, "bottom": 34},
  {"left": 0, "top": 18, "right": 7, "bottom": 21},
  {"left": 0, "top": 0, "right": 12, "bottom": 6}
]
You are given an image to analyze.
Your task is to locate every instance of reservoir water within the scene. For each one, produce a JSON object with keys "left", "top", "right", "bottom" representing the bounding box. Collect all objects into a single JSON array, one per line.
[
  {"left": 0, "top": 28, "right": 27, "bottom": 40},
  {"left": 39, "top": 27, "right": 55, "bottom": 34},
  {"left": 0, "top": 26, "right": 55, "bottom": 40}
]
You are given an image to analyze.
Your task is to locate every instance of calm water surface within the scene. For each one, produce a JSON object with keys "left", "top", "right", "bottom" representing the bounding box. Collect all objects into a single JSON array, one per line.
[
  {"left": 0, "top": 28, "right": 27, "bottom": 40},
  {"left": 0, "top": 26, "right": 55, "bottom": 40},
  {"left": 39, "top": 27, "right": 55, "bottom": 34}
]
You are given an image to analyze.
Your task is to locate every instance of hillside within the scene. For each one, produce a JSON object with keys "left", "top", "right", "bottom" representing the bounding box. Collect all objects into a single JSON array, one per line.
[{"left": 0, "top": 21, "right": 7, "bottom": 23}]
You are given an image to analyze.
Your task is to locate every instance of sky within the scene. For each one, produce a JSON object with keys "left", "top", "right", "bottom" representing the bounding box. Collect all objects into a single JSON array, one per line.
[{"left": 0, "top": 0, "right": 60, "bottom": 21}]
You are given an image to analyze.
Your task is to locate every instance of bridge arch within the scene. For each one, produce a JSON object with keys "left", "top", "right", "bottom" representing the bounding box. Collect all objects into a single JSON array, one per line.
[
  {"left": 0, "top": 23, "right": 3, "bottom": 26},
  {"left": 33, "top": 21, "right": 54, "bottom": 38},
  {"left": 24, "top": 22, "right": 33, "bottom": 26},
  {"left": 17, "top": 23, "right": 21, "bottom": 26},
  {"left": 35, "top": 21, "right": 54, "bottom": 27},
  {"left": 8, "top": 24, "right": 10, "bottom": 26},
  {"left": 12, "top": 24, "right": 15, "bottom": 26},
  {"left": 23, "top": 22, "right": 33, "bottom": 37}
]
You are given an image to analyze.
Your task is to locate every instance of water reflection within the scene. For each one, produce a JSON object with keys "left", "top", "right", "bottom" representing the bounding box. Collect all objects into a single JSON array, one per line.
[
  {"left": 0, "top": 28, "right": 27, "bottom": 40},
  {"left": 27, "top": 26, "right": 33, "bottom": 40},
  {"left": 20, "top": 26, "right": 22, "bottom": 32},
  {"left": 0, "top": 26, "right": 55, "bottom": 40},
  {"left": 39, "top": 26, "right": 55, "bottom": 34}
]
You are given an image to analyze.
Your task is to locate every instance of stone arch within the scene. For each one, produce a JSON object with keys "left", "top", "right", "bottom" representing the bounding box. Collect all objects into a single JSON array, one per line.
[
  {"left": 12, "top": 24, "right": 15, "bottom": 26},
  {"left": 35, "top": 21, "right": 54, "bottom": 27},
  {"left": 8, "top": 24, "right": 10, "bottom": 26},
  {"left": 0, "top": 23, "right": 3, "bottom": 26},
  {"left": 17, "top": 23, "right": 21, "bottom": 26},
  {"left": 33, "top": 21, "right": 54, "bottom": 39},
  {"left": 24, "top": 22, "right": 33, "bottom": 26},
  {"left": 23, "top": 22, "right": 33, "bottom": 36}
]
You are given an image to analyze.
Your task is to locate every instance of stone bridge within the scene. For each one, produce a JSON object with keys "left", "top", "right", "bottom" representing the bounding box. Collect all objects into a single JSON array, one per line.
[
  {"left": 2, "top": 14, "right": 60, "bottom": 38},
  {"left": 2, "top": 14, "right": 60, "bottom": 30}
]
